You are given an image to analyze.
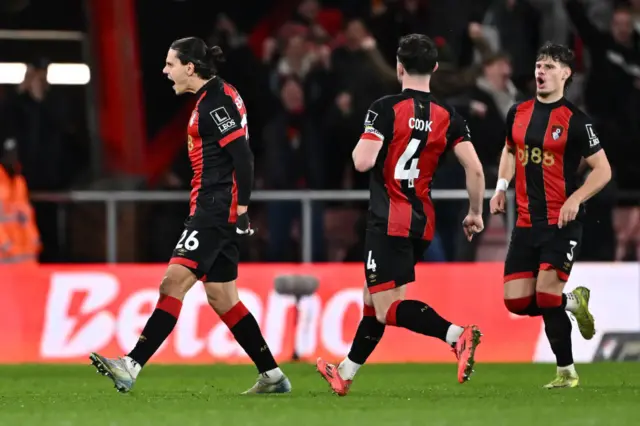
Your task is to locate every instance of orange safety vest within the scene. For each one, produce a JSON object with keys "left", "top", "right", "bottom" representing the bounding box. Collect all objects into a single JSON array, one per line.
[{"left": 0, "top": 165, "right": 40, "bottom": 263}]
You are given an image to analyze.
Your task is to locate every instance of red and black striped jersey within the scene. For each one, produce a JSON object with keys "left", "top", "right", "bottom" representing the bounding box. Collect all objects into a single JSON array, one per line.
[
  {"left": 186, "top": 77, "right": 248, "bottom": 227},
  {"left": 361, "top": 89, "right": 471, "bottom": 240},
  {"left": 506, "top": 98, "right": 603, "bottom": 227}
]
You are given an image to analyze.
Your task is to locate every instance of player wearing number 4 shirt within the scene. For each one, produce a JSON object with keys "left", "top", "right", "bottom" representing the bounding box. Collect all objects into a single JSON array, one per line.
[
  {"left": 89, "top": 37, "right": 291, "bottom": 395},
  {"left": 316, "top": 34, "right": 486, "bottom": 396},
  {"left": 490, "top": 43, "right": 612, "bottom": 389}
]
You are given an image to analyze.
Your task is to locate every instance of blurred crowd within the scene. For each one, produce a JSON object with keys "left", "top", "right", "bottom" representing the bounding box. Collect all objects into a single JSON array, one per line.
[
  {"left": 2, "top": 0, "right": 640, "bottom": 263},
  {"left": 0, "top": 58, "right": 81, "bottom": 263}
]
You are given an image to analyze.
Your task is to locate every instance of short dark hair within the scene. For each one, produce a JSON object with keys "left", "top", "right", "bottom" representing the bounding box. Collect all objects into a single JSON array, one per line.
[
  {"left": 170, "top": 37, "right": 225, "bottom": 79},
  {"left": 536, "top": 42, "right": 575, "bottom": 88},
  {"left": 397, "top": 34, "right": 438, "bottom": 75}
]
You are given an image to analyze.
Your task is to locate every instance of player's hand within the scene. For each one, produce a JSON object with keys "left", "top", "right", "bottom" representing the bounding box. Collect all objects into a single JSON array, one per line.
[
  {"left": 558, "top": 196, "right": 580, "bottom": 229},
  {"left": 462, "top": 213, "right": 484, "bottom": 242},
  {"left": 490, "top": 191, "right": 506, "bottom": 214},
  {"left": 236, "top": 212, "right": 255, "bottom": 236}
]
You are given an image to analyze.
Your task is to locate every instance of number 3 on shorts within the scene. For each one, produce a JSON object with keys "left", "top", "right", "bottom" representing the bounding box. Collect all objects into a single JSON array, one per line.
[
  {"left": 367, "top": 250, "right": 377, "bottom": 271},
  {"left": 176, "top": 230, "right": 200, "bottom": 251},
  {"left": 567, "top": 240, "right": 577, "bottom": 261}
]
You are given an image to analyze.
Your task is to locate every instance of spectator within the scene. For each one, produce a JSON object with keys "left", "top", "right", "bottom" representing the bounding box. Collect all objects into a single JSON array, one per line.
[
  {"left": 0, "top": 138, "right": 40, "bottom": 264},
  {"left": 528, "top": 0, "right": 571, "bottom": 44},
  {"left": 455, "top": 51, "right": 523, "bottom": 260},
  {"left": 327, "top": 18, "right": 397, "bottom": 189},
  {"left": 565, "top": 0, "right": 640, "bottom": 194},
  {"left": 290, "top": 0, "right": 343, "bottom": 44},
  {"left": 0, "top": 58, "right": 74, "bottom": 262},
  {"left": 632, "top": 0, "right": 640, "bottom": 33},
  {"left": 484, "top": 0, "right": 542, "bottom": 92},
  {"left": 465, "top": 52, "right": 522, "bottom": 170},
  {"left": 370, "top": 0, "right": 431, "bottom": 65},
  {"left": 263, "top": 78, "right": 326, "bottom": 261}
]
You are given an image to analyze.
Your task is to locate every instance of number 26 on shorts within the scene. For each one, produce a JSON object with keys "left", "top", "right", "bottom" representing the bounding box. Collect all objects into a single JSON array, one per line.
[
  {"left": 176, "top": 230, "right": 200, "bottom": 251},
  {"left": 367, "top": 250, "right": 377, "bottom": 272}
]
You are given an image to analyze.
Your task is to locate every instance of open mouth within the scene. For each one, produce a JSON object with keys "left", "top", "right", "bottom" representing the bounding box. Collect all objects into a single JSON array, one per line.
[{"left": 536, "top": 77, "right": 545, "bottom": 85}]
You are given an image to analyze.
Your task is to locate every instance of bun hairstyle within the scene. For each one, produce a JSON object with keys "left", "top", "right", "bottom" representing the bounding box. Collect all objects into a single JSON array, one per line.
[
  {"left": 170, "top": 37, "right": 225, "bottom": 79},
  {"left": 206, "top": 45, "right": 225, "bottom": 66}
]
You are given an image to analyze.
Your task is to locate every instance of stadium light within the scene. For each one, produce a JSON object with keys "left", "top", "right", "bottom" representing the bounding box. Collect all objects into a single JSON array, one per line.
[
  {"left": 0, "top": 62, "right": 27, "bottom": 84},
  {"left": 46, "top": 63, "right": 90, "bottom": 85},
  {"left": 0, "top": 62, "right": 91, "bottom": 85}
]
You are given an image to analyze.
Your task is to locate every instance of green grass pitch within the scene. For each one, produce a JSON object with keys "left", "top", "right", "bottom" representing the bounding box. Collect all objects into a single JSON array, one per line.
[{"left": 0, "top": 363, "right": 639, "bottom": 426}]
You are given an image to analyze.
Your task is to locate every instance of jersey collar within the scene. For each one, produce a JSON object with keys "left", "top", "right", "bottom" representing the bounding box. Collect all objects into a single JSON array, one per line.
[
  {"left": 402, "top": 88, "right": 433, "bottom": 100},
  {"left": 534, "top": 96, "right": 566, "bottom": 110},
  {"left": 195, "top": 76, "right": 219, "bottom": 96}
]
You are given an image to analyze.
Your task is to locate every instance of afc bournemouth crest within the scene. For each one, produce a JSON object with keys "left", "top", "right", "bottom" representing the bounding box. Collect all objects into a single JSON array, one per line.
[{"left": 551, "top": 125, "right": 563, "bottom": 141}]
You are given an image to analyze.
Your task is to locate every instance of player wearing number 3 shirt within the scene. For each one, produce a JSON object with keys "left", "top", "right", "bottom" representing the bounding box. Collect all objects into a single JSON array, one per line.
[
  {"left": 316, "top": 34, "right": 486, "bottom": 396},
  {"left": 491, "top": 43, "right": 612, "bottom": 388}
]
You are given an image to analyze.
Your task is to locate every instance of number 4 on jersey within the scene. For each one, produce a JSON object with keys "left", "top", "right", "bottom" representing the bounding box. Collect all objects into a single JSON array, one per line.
[
  {"left": 366, "top": 250, "right": 377, "bottom": 272},
  {"left": 395, "top": 138, "right": 421, "bottom": 188}
]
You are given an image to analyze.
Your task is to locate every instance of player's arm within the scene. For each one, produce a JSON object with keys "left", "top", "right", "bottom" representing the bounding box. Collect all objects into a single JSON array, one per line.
[
  {"left": 224, "top": 136, "right": 254, "bottom": 211},
  {"left": 206, "top": 99, "right": 254, "bottom": 213},
  {"left": 497, "top": 146, "right": 516, "bottom": 188},
  {"left": 558, "top": 117, "right": 611, "bottom": 228},
  {"left": 352, "top": 99, "right": 392, "bottom": 172},
  {"left": 573, "top": 150, "right": 611, "bottom": 203},
  {"left": 568, "top": 120, "right": 611, "bottom": 205},
  {"left": 454, "top": 142, "right": 485, "bottom": 216},
  {"left": 491, "top": 105, "right": 518, "bottom": 214},
  {"left": 352, "top": 138, "right": 383, "bottom": 172},
  {"left": 448, "top": 111, "right": 484, "bottom": 216},
  {"left": 497, "top": 104, "right": 517, "bottom": 191}
]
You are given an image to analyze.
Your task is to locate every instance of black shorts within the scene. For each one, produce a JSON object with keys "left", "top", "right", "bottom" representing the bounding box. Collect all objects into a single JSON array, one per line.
[
  {"left": 169, "top": 224, "right": 239, "bottom": 282},
  {"left": 504, "top": 221, "right": 583, "bottom": 283},
  {"left": 364, "top": 229, "right": 430, "bottom": 294}
]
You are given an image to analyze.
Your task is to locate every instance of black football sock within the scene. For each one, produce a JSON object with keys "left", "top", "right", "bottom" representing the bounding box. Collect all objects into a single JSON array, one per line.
[
  {"left": 538, "top": 292, "right": 574, "bottom": 367},
  {"left": 128, "top": 294, "right": 182, "bottom": 366},
  {"left": 346, "top": 304, "right": 385, "bottom": 365},
  {"left": 385, "top": 300, "right": 452, "bottom": 343},
  {"left": 221, "top": 302, "right": 279, "bottom": 375}
]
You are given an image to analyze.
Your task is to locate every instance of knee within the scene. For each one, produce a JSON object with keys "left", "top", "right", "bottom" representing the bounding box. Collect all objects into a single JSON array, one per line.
[
  {"left": 369, "top": 299, "right": 391, "bottom": 324},
  {"left": 373, "top": 299, "right": 403, "bottom": 325},
  {"left": 159, "top": 275, "right": 190, "bottom": 299},
  {"left": 504, "top": 296, "right": 532, "bottom": 315}
]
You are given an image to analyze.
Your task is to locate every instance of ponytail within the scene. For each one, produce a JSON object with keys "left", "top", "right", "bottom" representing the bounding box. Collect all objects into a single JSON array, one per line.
[{"left": 207, "top": 45, "right": 226, "bottom": 66}]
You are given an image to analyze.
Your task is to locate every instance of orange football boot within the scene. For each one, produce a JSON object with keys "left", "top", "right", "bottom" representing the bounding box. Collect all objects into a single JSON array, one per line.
[
  {"left": 316, "top": 358, "right": 352, "bottom": 396},
  {"left": 453, "top": 325, "right": 482, "bottom": 383}
]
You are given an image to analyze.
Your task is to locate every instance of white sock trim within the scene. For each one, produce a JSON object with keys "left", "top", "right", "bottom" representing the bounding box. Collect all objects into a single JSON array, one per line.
[
  {"left": 557, "top": 364, "right": 577, "bottom": 376},
  {"left": 261, "top": 367, "right": 284, "bottom": 383},
  {"left": 123, "top": 356, "right": 142, "bottom": 378},
  {"left": 564, "top": 292, "right": 579, "bottom": 313},
  {"left": 338, "top": 357, "right": 361, "bottom": 381},
  {"left": 446, "top": 325, "right": 464, "bottom": 346}
]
